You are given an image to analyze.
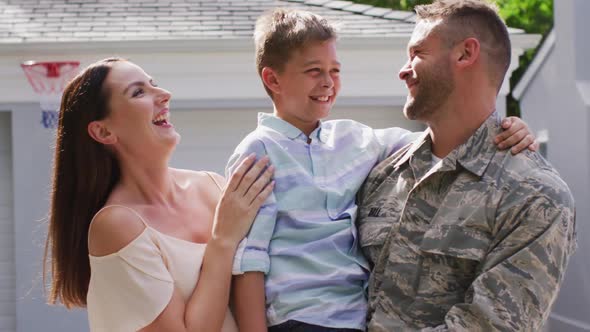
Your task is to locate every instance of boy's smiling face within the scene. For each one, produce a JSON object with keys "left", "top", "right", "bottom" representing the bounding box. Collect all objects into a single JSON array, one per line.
[{"left": 267, "top": 39, "right": 341, "bottom": 136}]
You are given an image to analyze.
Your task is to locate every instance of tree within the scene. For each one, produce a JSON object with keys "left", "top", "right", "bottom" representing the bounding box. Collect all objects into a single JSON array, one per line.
[{"left": 350, "top": 0, "right": 554, "bottom": 117}]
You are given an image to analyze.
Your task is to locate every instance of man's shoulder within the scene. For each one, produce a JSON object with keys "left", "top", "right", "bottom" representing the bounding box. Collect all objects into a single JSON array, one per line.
[
  {"left": 371, "top": 142, "right": 413, "bottom": 174},
  {"left": 492, "top": 150, "right": 574, "bottom": 208}
]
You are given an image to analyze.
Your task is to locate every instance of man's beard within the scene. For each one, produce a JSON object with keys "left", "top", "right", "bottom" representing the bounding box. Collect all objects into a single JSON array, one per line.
[{"left": 403, "top": 59, "right": 454, "bottom": 121}]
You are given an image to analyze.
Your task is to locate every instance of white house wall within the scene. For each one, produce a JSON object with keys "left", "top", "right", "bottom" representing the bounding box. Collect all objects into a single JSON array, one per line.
[
  {"left": 0, "top": 37, "right": 530, "bottom": 108},
  {"left": 520, "top": 54, "right": 590, "bottom": 332},
  {"left": 0, "top": 46, "right": 410, "bottom": 104},
  {"left": 518, "top": 0, "right": 590, "bottom": 330},
  {"left": 0, "top": 112, "right": 15, "bottom": 332}
]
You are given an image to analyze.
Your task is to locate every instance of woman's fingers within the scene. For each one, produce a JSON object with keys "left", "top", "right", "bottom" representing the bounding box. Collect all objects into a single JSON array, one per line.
[
  {"left": 252, "top": 180, "right": 274, "bottom": 209},
  {"left": 244, "top": 165, "right": 274, "bottom": 205},
  {"left": 236, "top": 156, "right": 269, "bottom": 197},
  {"left": 226, "top": 153, "right": 257, "bottom": 192}
]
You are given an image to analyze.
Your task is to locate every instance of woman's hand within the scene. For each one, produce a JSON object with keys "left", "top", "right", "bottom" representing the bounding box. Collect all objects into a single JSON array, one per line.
[
  {"left": 212, "top": 154, "right": 274, "bottom": 246},
  {"left": 494, "top": 116, "right": 539, "bottom": 154}
]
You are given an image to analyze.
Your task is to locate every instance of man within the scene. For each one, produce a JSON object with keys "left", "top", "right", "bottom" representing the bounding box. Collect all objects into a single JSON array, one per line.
[{"left": 356, "top": 1, "right": 577, "bottom": 331}]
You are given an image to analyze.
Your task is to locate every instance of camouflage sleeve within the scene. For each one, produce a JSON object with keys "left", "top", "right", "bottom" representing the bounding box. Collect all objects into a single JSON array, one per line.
[{"left": 422, "top": 179, "right": 576, "bottom": 332}]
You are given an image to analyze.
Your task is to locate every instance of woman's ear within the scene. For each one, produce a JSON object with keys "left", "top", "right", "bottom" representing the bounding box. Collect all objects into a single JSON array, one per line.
[
  {"left": 261, "top": 67, "right": 281, "bottom": 95},
  {"left": 87, "top": 121, "right": 117, "bottom": 145},
  {"left": 455, "top": 37, "right": 480, "bottom": 69}
]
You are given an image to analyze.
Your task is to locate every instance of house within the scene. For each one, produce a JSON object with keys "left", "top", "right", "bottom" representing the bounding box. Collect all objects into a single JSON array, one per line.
[
  {"left": 513, "top": 0, "right": 590, "bottom": 331},
  {"left": 0, "top": 0, "right": 539, "bottom": 331}
]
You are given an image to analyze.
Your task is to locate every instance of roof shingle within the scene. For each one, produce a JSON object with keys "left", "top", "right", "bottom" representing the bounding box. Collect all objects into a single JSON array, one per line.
[
  {"left": 0, "top": 0, "right": 524, "bottom": 44},
  {"left": 0, "top": 0, "right": 421, "bottom": 43}
]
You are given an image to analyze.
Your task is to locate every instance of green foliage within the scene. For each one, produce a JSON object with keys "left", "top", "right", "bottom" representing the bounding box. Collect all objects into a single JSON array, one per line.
[
  {"left": 497, "top": 0, "right": 553, "bottom": 34},
  {"left": 350, "top": 0, "right": 554, "bottom": 117}
]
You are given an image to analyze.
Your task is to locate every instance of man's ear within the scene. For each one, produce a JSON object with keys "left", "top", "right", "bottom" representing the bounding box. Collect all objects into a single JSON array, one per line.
[
  {"left": 261, "top": 67, "right": 282, "bottom": 95},
  {"left": 455, "top": 37, "right": 480, "bottom": 69},
  {"left": 87, "top": 120, "right": 117, "bottom": 145}
]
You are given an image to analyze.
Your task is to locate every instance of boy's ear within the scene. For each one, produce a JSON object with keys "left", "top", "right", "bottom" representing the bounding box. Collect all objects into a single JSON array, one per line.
[
  {"left": 261, "top": 67, "right": 282, "bottom": 95},
  {"left": 454, "top": 37, "right": 480, "bottom": 69},
  {"left": 87, "top": 120, "right": 117, "bottom": 145}
]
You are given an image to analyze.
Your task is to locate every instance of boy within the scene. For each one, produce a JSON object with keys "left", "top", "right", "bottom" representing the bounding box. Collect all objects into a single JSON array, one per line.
[{"left": 227, "top": 8, "right": 535, "bottom": 332}]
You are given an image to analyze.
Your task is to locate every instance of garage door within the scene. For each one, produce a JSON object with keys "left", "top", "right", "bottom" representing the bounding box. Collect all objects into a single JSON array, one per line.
[
  {"left": 0, "top": 112, "right": 15, "bottom": 332},
  {"left": 170, "top": 106, "right": 423, "bottom": 175}
]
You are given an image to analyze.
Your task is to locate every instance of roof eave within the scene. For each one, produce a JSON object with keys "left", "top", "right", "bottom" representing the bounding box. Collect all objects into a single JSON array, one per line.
[
  {"left": 0, "top": 36, "right": 414, "bottom": 56},
  {"left": 513, "top": 29, "right": 555, "bottom": 100},
  {"left": 0, "top": 32, "right": 541, "bottom": 56},
  {"left": 510, "top": 32, "right": 543, "bottom": 51}
]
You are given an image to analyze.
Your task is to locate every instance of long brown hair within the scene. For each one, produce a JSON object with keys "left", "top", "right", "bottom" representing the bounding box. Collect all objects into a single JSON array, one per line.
[{"left": 45, "top": 58, "right": 124, "bottom": 308}]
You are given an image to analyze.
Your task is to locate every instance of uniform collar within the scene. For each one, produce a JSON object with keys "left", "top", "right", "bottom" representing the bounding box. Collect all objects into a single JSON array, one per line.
[
  {"left": 454, "top": 111, "right": 502, "bottom": 177},
  {"left": 393, "top": 112, "right": 501, "bottom": 177},
  {"left": 257, "top": 112, "right": 330, "bottom": 143}
]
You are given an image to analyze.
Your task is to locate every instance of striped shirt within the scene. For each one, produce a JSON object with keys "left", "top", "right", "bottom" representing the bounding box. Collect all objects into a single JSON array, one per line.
[{"left": 226, "top": 112, "right": 414, "bottom": 329}]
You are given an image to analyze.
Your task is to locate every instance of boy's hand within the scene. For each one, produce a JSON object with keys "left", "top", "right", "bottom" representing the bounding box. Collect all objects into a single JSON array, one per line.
[{"left": 494, "top": 116, "right": 539, "bottom": 154}]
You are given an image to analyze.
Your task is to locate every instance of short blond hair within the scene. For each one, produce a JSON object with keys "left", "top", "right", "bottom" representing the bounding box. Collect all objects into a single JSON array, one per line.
[
  {"left": 415, "top": 0, "right": 511, "bottom": 90},
  {"left": 254, "top": 8, "right": 337, "bottom": 97}
]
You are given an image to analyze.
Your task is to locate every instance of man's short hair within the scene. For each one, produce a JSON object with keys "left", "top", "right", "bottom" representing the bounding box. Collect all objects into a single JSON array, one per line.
[
  {"left": 415, "top": 0, "right": 511, "bottom": 90},
  {"left": 254, "top": 8, "right": 337, "bottom": 97}
]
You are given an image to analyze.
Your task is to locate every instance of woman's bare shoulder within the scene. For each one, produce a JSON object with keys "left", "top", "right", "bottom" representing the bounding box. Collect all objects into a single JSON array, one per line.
[
  {"left": 171, "top": 168, "right": 226, "bottom": 191},
  {"left": 88, "top": 205, "right": 146, "bottom": 257}
]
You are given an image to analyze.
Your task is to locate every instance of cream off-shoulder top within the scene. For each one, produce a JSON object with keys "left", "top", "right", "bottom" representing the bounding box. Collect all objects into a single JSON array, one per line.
[{"left": 86, "top": 176, "right": 238, "bottom": 332}]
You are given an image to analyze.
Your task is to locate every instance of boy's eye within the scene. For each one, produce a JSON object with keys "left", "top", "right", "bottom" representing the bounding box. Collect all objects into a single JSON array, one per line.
[
  {"left": 306, "top": 68, "right": 321, "bottom": 74},
  {"left": 150, "top": 80, "right": 158, "bottom": 87},
  {"left": 132, "top": 88, "right": 144, "bottom": 97}
]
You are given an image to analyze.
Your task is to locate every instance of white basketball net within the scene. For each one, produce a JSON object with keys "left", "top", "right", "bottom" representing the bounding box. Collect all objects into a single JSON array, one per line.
[{"left": 21, "top": 61, "right": 80, "bottom": 129}]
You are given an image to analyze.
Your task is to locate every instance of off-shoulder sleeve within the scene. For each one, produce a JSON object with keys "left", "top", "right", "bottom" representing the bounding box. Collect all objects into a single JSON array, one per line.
[{"left": 87, "top": 229, "right": 174, "bottom": 332}]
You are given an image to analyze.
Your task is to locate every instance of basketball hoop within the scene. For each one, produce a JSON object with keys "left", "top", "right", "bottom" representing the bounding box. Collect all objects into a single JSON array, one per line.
[{"left": 21, "top": 61, "right": 80, "bottom": 129}]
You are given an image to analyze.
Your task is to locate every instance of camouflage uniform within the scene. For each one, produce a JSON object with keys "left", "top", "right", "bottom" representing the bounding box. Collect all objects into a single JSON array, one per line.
[{"left": 357, "top": 112, "right": 576, "bottom": 332}]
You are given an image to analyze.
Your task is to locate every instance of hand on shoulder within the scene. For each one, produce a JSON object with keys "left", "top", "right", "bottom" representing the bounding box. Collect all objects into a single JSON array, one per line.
[{"left": 87, "top": 206, "right": 146, "bottom": 257}]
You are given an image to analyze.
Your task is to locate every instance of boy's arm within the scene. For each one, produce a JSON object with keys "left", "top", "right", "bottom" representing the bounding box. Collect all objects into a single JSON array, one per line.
[
  {"left": 373, "top": 116, "right": 538, "bottom": 161},
  {"left": 226, "top": 138, "right": 278, "bottom": 330},
  {"left": 232, "top": 272, "right": 267, "bottom": 332}
]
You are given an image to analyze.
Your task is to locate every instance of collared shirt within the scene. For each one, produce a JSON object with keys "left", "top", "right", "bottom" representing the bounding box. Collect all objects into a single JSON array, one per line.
[
  {"left": 226, "top": 112, "right": 414, "bottom": 329},
  {"left": 357, "top": 112, "right": 577, "bottom": 331}
]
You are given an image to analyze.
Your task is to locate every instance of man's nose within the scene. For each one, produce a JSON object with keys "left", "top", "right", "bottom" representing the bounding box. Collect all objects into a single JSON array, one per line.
[{"left": 399, "top": 61, "right": 412, "bottom": 81}]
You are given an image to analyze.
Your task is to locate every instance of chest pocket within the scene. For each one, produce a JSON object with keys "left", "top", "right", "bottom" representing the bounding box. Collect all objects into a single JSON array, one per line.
[{"left": 414, "top": 224, "right": 491, "bottom": 310}]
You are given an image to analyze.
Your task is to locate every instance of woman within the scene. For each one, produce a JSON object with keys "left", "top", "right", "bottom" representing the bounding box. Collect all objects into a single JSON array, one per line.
[{"left": 44, "top": 58, "right": 274, "bottom": 331}]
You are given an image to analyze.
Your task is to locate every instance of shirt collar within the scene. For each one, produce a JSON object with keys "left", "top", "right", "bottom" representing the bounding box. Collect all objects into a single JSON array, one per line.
[
  {"left": 257, "top": 112, "right": 330, "bottom": 143},
  {"left": 454, "top": 111, "right": 502, "bottom": 176},
  {"left": 393, "top": 112, "right": 501, "bottom": 177}
]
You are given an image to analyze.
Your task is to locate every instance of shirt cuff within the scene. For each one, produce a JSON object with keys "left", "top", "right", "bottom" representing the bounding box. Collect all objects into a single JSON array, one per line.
[
  {"left": 232, "top": 238, "right": 247, "bottom": 275},
  {"left": 232, "top": 239, "right": 270, "bottom": 274}
]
